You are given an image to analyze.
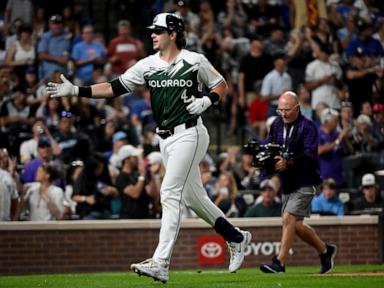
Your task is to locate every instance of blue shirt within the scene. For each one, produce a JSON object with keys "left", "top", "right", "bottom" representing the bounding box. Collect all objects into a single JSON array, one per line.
[
  {"left": 311, "top": 192, "right": 344, "bottom": 216},
  {"left": 267, "top": 113, "right": 321, "bottom": 194},
  {"left": 346, "top": 37, "right": 384, "bottom": 57},
  {"left": 72, "top": 41, "right": 106, "bottom": 82},
  {"left": 38, "top": 30, "right": 70, "bottom": 79}
]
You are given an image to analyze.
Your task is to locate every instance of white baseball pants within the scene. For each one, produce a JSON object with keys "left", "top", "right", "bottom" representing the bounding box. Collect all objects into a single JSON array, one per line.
[{"left": 153, "top": 118, "right": 225, "bottom": 264}]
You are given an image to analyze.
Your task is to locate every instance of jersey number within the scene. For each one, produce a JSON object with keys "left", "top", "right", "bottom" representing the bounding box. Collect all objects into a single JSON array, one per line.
[{"left": 181, "top": 89, "right": 194, "bottom": 103}]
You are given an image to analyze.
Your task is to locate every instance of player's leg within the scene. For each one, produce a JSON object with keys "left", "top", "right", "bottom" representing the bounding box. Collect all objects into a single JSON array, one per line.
[
  {"left": 182, "top": 124, "right": 251, "bottom": 272},
  {"left": 131, "top": 130, "right": 199, "bottom": 282}
]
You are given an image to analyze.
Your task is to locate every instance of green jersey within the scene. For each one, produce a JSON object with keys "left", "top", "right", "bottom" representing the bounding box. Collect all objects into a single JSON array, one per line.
[{"left": 119, "top": 49, "right": 225, "bottom": 129}]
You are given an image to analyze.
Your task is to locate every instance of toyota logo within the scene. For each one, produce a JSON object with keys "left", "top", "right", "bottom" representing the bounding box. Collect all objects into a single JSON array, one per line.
[{"left": 201, "top": 242, "right": 223, "bottom": 258}]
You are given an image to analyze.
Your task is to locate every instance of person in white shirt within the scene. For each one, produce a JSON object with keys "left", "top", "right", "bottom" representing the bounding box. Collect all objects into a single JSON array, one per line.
[
  {"left": 19, "top": 118, "right": 61, "bottom": 164},
  {"left": 305, "top": 42, "right": 343, "bottom": 109},
  {"left": 21, "top": 164, "right": 64, "bottom": 221},
  {"left": 0, "top": 148, "right": 19, "bottom": 221},
  {"left": 261, "top": 52, "right": 292, "bottom": 116}
]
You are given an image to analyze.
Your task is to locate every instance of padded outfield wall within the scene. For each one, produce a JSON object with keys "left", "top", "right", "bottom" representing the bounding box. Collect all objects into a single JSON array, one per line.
[{"left": 0, "top": 216, "right": 382, "bottom": 275}]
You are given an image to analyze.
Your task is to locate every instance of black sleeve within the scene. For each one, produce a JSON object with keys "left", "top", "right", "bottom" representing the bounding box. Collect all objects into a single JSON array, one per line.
[{"left": 110, "top": 78, "right": 129, "bottom": 97}]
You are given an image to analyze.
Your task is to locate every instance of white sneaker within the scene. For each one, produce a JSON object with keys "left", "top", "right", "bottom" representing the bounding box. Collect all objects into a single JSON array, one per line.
[
  {"left": 227, "top": 229, "right": 252, "bottom": 273},
  {"left": 130, "top": 258, "right": 169, "bottom": 283}
]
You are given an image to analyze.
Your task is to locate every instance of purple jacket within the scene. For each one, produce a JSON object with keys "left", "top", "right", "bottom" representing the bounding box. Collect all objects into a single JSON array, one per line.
[{"left": 267, "top": 113, "right": 321, "bottom": 194}]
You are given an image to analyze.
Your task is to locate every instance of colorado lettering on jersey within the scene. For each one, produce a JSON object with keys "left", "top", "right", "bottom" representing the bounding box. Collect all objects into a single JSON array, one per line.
[{"left": 148, "top": 79, "right": 193, "bottom": 88}]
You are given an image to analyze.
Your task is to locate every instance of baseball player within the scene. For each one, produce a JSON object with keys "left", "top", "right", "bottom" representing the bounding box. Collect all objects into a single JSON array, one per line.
[{"left": 46, "top": 13, "right": 251, "bottom": 283}]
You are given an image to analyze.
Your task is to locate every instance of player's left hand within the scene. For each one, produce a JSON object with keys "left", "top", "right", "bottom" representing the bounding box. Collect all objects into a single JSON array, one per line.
[{"left": 186, "top": 96, "right": 212, "bottom": 115}]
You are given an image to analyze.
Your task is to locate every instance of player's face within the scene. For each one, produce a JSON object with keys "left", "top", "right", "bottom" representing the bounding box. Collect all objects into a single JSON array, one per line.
[{"left": 151, "top": 28, "right": 170, "bottom": 51}]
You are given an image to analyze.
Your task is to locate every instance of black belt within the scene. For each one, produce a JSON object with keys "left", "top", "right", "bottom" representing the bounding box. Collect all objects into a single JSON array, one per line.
[{"left": 157, "top": 118, "right": 198, "bottom": 139}]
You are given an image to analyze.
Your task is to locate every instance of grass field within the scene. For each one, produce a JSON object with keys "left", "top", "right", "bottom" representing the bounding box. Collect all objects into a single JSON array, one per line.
[{"left": 1, "top": 265, "right": 383, "bottom": 288}]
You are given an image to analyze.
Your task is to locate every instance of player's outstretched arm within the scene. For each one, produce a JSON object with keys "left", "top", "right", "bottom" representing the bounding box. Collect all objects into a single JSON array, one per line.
[{"left": 46, "top": 74, "right": 115, "bottom": 99}]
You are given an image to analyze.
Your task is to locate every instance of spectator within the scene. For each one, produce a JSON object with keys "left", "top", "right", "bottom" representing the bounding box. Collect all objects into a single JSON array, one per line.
[
  {"left": 346, "top": 19, "right": 384, "bottom": 58},
  {"left": 5, "top": 24, "right": 35, "bottom": 83},
  {"left": 337, "top": 14, "right": 358, "bottom": 50},
  {"left": 72, "top": 153, "right": 118, "bottom": 220},
  {"left": 35, "top": 96, "right": 63, "bottom": 133},
  {"left": 0, "top": 88, "right": 34, "bottom": 156},
  {"left": 217, "top": 0, "right": 247, "bottom": 38},
  {"left": 199, "top": 159, "right": 215, "bottom": 199},
  {"left": 298, "top": 85, "right": 314, "bottom": 120},
  {"left": 145, "top": 151, "right": 164, "bottom": 218},
  {"left": 311, "top": 178, "right": 345, "bottom": 216},
  {"left": 107, "top": 20, "right": 144, "bottom": 76},
  {"left": 37, "top": 15, "right": 70, "bottom": 80},
  {"left": 211, "top": 171, "right": 241, "bottom": 217},
  {"left": 238, "top": 37, "right": 272, "bottom": 108},
  {"left": 339, "top": 101, "right": 354, "bottom": 136},
  {"left": 19, "top": 118, "right": 61, "bottom": 164},
  {"left": 244, "top": 179, "right": 282, "bottom": 217},
  {"left": 247, "top": 0, "right": 280, "bottom": 38},
  {"left": 32, "top": 6, "right": 46, "bottom": 41},
  {"left": 63, "top": 159, "right": 84, "bottom": 218},
  {"left": 198, "top": 1, "right": 221, "bottom": 65},
  {"left": 260, "top": 52, "right": 292, "bottom": 116},
  {"left": 21, "top": 136, "right": 64, "bottom": 187},
  {"left": 174, "top": 0, "right": 200, "bottom": 34},
  {"left": 318, "top": 108, "right": 351, "bottom": 187},
  {"left": 352, "top": 173, "right": 383, "bottom": 213},
  {"left": 373, "top": 19, "right": 384, "bottom": 49},
  {"left": 108, "top": 131, "right": 128, "bottom": 168},
  {"left": 53, "top": 110, "right": 79, "bottom": 164},
  {"left": 285, "top": 27, "right": 314, "bottom": 91},
  {"left": 350, "top": 114, "right": 379, "bottom": 153},
  {"left": 21, "top": 164, "right": 64, "bottom": 221},
  {"left": 263, "top": 26, "right": 286, "bottom": 56},
  {"left": 5, "top": 18, "right": 23, "bottom": 50},
  {"left": 0, "top": 148, "right": 19, "bottom": 221},
  {"left": 344, "top": 45, "right": 381, "bottom": 117},
  {"left": 4, "top": 0, "right": 33, "bottom": 34},
  {"left": 72, "top": 24, "right": 106, "bottom": 85},
  {"left": 115, "top": 145, "right": 150, "bottom": 219},
  {"left": 372, "top": 103, "right": 384, "bottom": 149},
  {"left": 305, "top": 41, "right": 343, "bottom": 110}
]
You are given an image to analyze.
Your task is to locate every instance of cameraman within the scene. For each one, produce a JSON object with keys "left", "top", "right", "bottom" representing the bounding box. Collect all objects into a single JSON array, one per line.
[{"left": 260, "top": 91, "right": 337, "bottom": 274}]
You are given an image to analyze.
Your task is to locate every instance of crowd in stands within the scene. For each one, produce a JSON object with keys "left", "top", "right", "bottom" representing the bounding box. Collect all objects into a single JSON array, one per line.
[{"left": 0, "top": 0, "right": 384, "bottom": 221}]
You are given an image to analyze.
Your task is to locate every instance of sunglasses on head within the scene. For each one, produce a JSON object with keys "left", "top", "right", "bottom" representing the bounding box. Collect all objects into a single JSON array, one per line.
[{"left": 60, "top": 111, "right": 72, "bottom": 118}]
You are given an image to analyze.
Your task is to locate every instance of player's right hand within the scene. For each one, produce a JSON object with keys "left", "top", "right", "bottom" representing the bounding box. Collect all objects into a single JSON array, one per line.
[{"left": 46, "top": 74, "right": 79, "bottom": 98}]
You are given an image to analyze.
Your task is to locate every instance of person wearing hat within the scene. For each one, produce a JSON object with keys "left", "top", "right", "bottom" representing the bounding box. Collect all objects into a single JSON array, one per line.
[
  {"left": 115, "top": 144, "right": 150, "bottom": 219},
  {"left": 46, "top": 12, "right": 250, "bottom": 282},
  {"left": 346, "top": 18, "right": 384, "bottom": 58},
  {"left": 311, "top": 178, "right": 344, "bottom": 216},
  {"left": 244, "top": 179, "right": 282, "bottom": 217},
  {"left": 20, "top": 135, "right": 65, "bottom": 189},
  {"left": 344, "top": 42, "right": 382, "bottom": 117},
  {"left": 352, "top": 173, "right": 383, "bottom": 213},
  {"left": 318, "top": 108, "right": 352, "bottom": 187},
  {"left": 37, "top": 14, "right": 70, "bottom": 79}
]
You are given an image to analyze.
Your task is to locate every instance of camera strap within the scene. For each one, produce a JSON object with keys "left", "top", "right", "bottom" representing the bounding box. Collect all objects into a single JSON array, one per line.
[{"left": 283, "top": 123, "right": 296, "bottom": 152}]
